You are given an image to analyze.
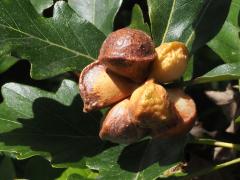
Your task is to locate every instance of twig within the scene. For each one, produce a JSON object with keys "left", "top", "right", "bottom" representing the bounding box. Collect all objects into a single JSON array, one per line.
[
  {"left": 181, "top": 157, "right": 240, "bottom": 179},
  {"left": 190, "top": 138, "right": 240, "bottom": 151},
  {"left": 179, "top": 138, "right": 240, "bottom": 179}
]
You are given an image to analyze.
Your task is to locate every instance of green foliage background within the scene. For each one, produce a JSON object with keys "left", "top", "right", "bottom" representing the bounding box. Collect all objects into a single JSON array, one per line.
[{"left": 0, "top": 0, "right": 240, "bottom": 179}]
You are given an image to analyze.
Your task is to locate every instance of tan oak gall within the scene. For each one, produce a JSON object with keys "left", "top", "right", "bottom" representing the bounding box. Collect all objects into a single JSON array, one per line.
[
  {"left": 129, "top": 79, "right": 171, "bottom": 129},
  {"left": 98, "top": 28, "right": 157, "bottom": 83},
  {"left": 149, "top": 41, "right": 189, "bottom": 83},
  {"left": 79, "top": 27, "right": 196, "bottom": 144},
  {"left": 151, "top": 89, "right": 197, "bottom": 138},
  {"left": 99, "top": 99, "right": 147, "bottom": 144},
  {"left": 79, "top": 61, "right": 139, "bottom": 112}
]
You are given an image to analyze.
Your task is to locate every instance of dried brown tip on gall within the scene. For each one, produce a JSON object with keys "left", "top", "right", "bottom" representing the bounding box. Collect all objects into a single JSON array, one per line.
[
  {"left": 79, "top": 61, "right": 139, "bottom": 112},
  {"left": 151, "top": 89, "right": 197, "bottom": 138},
  {"left": 129, "top": 79, "right": 170, "bottom": 129},
  {"left": 149, "top": 41, "right": 189, "bottom": 83},
  {"left": 99, "top": 28, "right": 157, "bottom": 82},
  {"left": 99, "top": 99, "right": 146, "bottom": 144}
]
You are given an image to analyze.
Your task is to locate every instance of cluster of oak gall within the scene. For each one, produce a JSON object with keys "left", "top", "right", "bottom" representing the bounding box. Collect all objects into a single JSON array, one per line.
[{"left": 79, "top": 28, "right": 196, "bottom": 144}]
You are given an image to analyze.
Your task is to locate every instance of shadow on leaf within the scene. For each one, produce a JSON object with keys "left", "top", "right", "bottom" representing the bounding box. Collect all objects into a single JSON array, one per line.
[
  {"left": 0, "top": 95, "right": 108, "bottom": 165},
  {"left": 118, "top": 136, "right": 188, "bottom": 172}
]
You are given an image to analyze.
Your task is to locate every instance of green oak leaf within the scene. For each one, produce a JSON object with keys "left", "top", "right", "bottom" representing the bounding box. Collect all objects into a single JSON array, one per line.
[
  {"left": 0, "top": 80, "right": 104, "bottom": 167},
  {"left": 193, "top": 63, "right": 240, "bottom": 84},
  {"left": 235, "top": 116, "right": 240, "bottom": 124},
  {"left": 0, "top": 79, "right": 190, "bottom": 178},
  {"left": 68, "top": 0, "right": 123, "bottom": 35},
  {"left": 0, "top": 43, "right": 18, "bottom": 74},
  {"left": 86, "top": 136, "right": 189, "bottom": 179},
  {"left": 148, "top": 0, "right": 231, "bottom": 53},
  {"left": 0, "top": 55, "right": 18, "bottom": 74},
  {"left": 56, "top": 167, "right": 98, "bottom": 180},
  {"left": 0, "top": 0, "right": 106, "bottom": 80},
  {"left": 208, "top": 0, "right": 240, "bottom": 63},
  {"left": 129, "top": 5, "right": 150, "bottom": 35},
  {"left": 183, "top": 56, "right": 194, "bottom": 81},
  {"left": 30, "top": 0, "right": 53, "bottom": 14}
]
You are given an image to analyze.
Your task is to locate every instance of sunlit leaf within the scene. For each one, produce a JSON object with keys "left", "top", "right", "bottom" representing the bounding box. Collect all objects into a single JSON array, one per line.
[
  {"left": 193, "top": 63, "right": 240, "bottom": 84},
  {"left": 0, "top": 80, "right": 103, "bottom": 167},
  {"left": 129, "top": 5, "right": 150, "bottom": 34},
  {"left": 0, "top": 55, "right": 18, "bottom": 74},
  {"left": 208, "top": 0, "right": 240, "bottom": 63},
  {"left": 68, "top": 0, "right": 123, "bottom": 35},
  {"left": 0, "top": 0, "right": 105, "bottom": 79},
  {"left": 86, "top": 136, "right": 189, "bottom": 179},
  {"left": 148, "top": 0, "right": 231, "bottom": 53},
  {"left": 30, "top": 0, "right": 53, "bottom": 14}
]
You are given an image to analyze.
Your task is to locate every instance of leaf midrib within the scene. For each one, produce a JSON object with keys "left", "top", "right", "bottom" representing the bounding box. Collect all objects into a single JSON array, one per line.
[
  {"left": 0, "top": 117, "right": 21, "bottom": 125},
  {"left": 0, "top": 24, "right": 95, "bottom": 61},
  {"left": 161, "top": 0, "right": 176, "bottom": 43}
]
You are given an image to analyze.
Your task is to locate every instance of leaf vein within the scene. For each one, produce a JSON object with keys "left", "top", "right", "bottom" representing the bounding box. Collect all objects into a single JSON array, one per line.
[
  {"left": 58, "top": 7, "right": 91, "bottom": 56},
  {"left": 16, "top": 0, "right": 49, "bottom": 41},
  {"left": 0, "top": 117, "right": 22, "bottom": 125},
  {"left": 0, "top": 1, "right": 20, "bottom": 30},
  {"left": 0, "top": 24, "right": 95, "bottom": 61},
  {"left": 161, "top": 0, "right": 176, "bottom": 43},
  {"left": 48, "top": 21, "right": 67, "bottom": 47},
  {"left": 0, "top": 16, "right": 13, "bottom": 29}
]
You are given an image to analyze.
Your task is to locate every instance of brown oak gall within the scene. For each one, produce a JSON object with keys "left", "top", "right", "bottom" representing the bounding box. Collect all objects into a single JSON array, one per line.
[
  {"left": 78, "top": 27, "right": 196, "bottom": 144},
  {"left": 151, "top": 89, "right": 197, "bottom": 138},
  {"left": 99, "top": 99, "right": 146, "bottom": 144},
  {"left": 79, "top": 61, "right": 139, "bottom": 112},
  {"left": 98, "top": 28, "right": 156, "bottom": 82}
]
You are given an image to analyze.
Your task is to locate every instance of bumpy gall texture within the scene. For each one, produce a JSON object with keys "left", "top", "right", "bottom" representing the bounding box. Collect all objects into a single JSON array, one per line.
[
  {"left": 149, "top": 41, "right": 189, "bottom": 83},
  {"left": 99, "top": 99, "right": 146, "bottom": 144},
  {"left": 151, "top": 89, "right": 196, "bottom": 138},
  {"left": 99, "top": 28, "right": 157, "bottom": 82},
  {"left": 78, "top": 27, "right": 196, "bottom": 144},
  {"left": 79, "top": 61, "right": 139, "bottom": 112},
  {"left": 129, "top": 80, "right": 170, "bottom": 129}
]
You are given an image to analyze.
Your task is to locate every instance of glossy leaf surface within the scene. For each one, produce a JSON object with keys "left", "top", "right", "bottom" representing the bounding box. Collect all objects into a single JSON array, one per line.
[
  {"left": 0, "top": 80, "right": 103, "bottom": 167},
  {"left": 68, "top": 0, "right": 123, "bottom": 35},
  {"left": 30, "top": 0, "right": 53, "bottom": 14},
  {"left": 0, "top": 0, "right": 105, "bottom": 79},
  {"left": 86, "top": 136, "right": 188, "bottom": 179},
  {"left": 194, "top": 63, "right": 240, "bottom": 84},
  {"left": 208, "top": 0, "right": 240, "bottom": 63},
  {"left": 0, "top": 55, "right": 18, "bottom": 74},
  {"left": 129, "top": 5, "right": 150, "bottom": 34},
  {"left": 148, "top": 0, "right": 231, "bottom": 53}
]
